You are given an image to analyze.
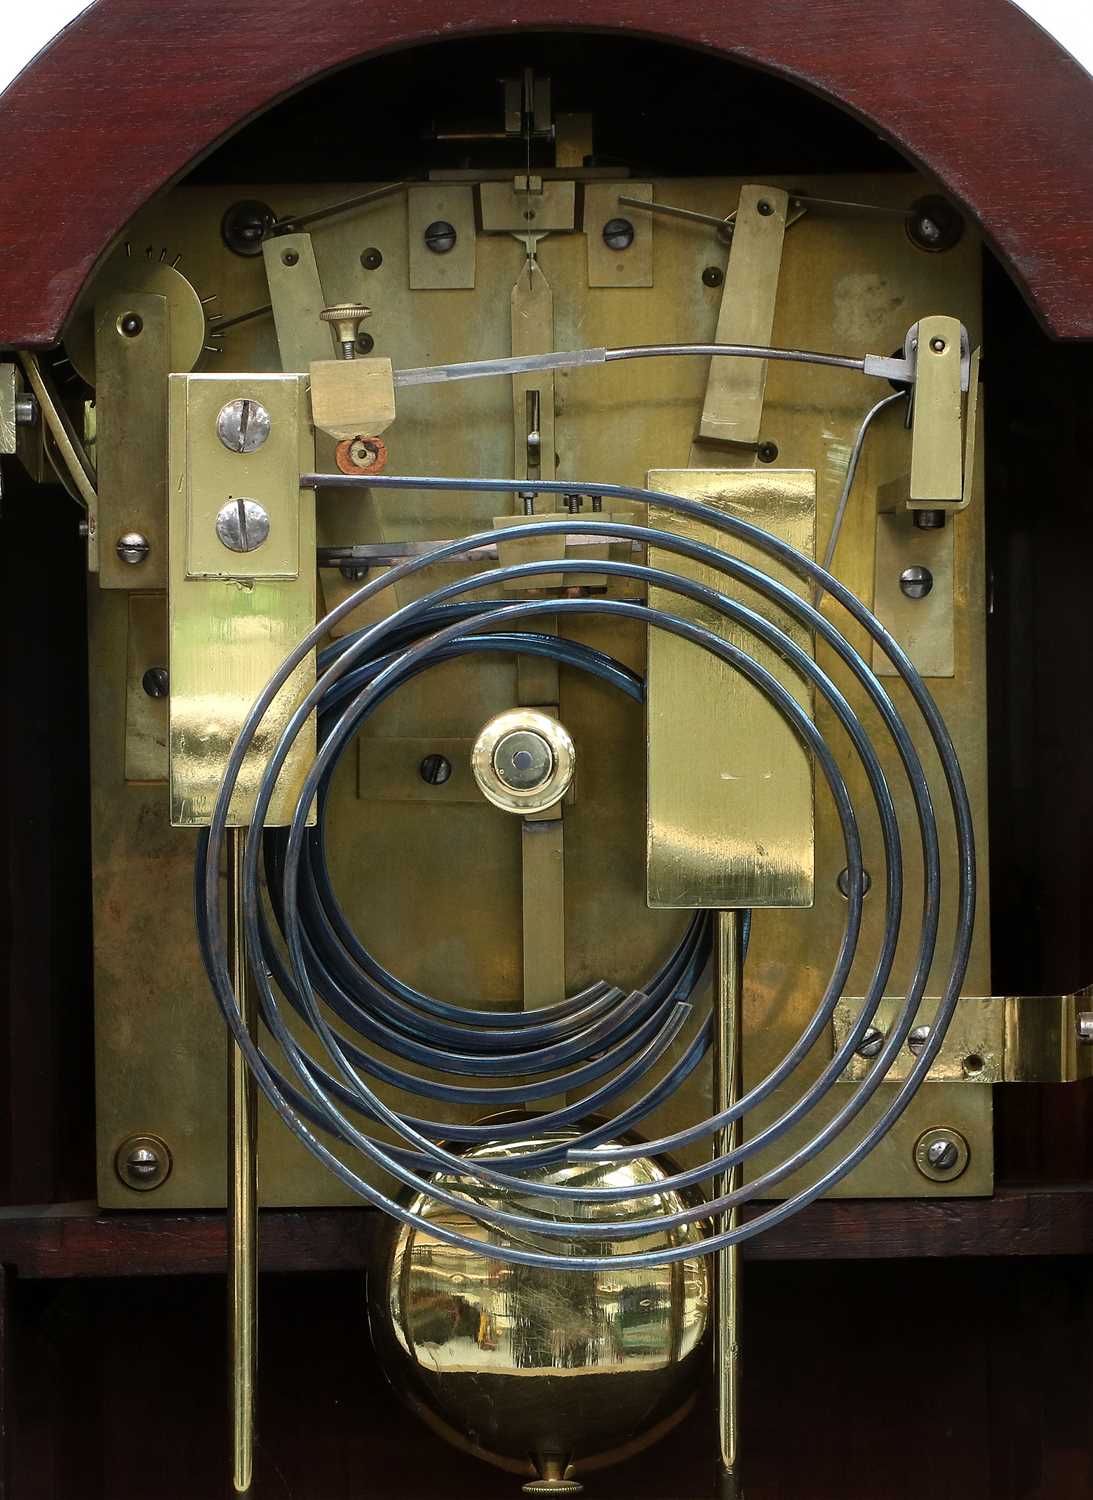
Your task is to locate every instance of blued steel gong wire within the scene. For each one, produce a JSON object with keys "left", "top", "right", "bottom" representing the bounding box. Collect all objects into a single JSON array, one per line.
[
  {"left": 210, "top": 564, "right": 876, "bottom": 1216},
  {"left": 197, "top": 477, "right": 974, "bottom": 1268},
  {"left": 200, "top": 498, "right": 953, "bottom": 1248}
]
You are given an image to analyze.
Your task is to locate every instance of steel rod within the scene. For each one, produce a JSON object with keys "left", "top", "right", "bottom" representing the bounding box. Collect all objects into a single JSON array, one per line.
[
  {"left": 227, "top": 827, "right": 257, "bottom": 1495},
  {"left": 713, "top": 911, "right": 743, "bottom": 1499}
]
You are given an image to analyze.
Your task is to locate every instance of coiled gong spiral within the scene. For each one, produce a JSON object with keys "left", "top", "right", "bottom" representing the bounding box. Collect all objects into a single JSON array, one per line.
[{"left": 196, "top": 473, "right": 975, "bottom": 1272}]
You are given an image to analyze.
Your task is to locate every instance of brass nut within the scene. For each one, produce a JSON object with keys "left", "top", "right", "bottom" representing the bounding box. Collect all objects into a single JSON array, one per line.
[
  {"left": 913, "top": 1127, "right": 968, "bottom": 1183},
  {"left": 116, "top": 1133, "right": 172, "bottom": 1191},
  {"left": 471, "top": 709, "right": 575, "bottom": 815}
]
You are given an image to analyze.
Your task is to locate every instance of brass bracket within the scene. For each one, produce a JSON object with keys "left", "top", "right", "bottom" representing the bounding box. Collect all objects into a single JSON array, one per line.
[
  {"left": 480, "top": 178, "right": 576, "bottom": 234},
  {"left": 408, "top": 185, "right": 476, "bottom": 289},
  {"left": 262, "top": 232, "right": 336, "bottom": 368},
  {"left": 871, "top": 508, "right": 955, "bottom": 678},
  {"left": 645, "top": 467, "right": 816, "bottom": 909},
  {"left": 834, "top": 989, "right": 1093, "bottom": 1085},
  {"left": 877, "top": 325, "right": 980, "bottom": 518},
  {"left": 94, "top": 289, "right": 170, "bottom": 588},
  {"left": 584, "top": 183, "right": 653, "bottom": 288},
  {"left": 693, "top": 185, "right": 789, "bottom": 449},
  {"left": 167, "top": 372, "right": 315, "bottom": 827},
  {"left": 309, "top": 357, "right": 396, "bottom": 440}
]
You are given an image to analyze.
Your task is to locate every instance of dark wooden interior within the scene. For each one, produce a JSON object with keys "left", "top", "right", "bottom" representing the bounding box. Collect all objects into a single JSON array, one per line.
[{"left": 1, "top": 15, "right": 1091, "bottom": 1497}]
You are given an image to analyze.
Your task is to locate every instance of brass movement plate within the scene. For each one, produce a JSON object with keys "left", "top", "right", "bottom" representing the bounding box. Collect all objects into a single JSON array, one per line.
[{"left": 89, "top": 173, "right": 989, "bottom": 1206}]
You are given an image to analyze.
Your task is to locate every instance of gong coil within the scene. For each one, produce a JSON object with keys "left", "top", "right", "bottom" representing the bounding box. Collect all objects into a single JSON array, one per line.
[{"left": 196, "top": 473, "right": 975, "bottom": 1271}]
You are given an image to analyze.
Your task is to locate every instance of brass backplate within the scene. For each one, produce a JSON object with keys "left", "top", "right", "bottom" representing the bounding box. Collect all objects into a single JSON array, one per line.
[{"left": 89, "top": 173, "right": 989, "bottom": 1206}]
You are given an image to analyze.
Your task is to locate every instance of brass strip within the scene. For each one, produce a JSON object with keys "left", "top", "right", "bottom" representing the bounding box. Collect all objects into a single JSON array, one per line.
[
  {"left": 124, "top": 592, "right": 168, "bottom": 783},
  {"left": 646, "top": 468, "right": 816, "bottom": 909},
  {"left": 961, "top": 347, "right": 983, "bottom": 511},
  {"left": 872, "top": 508, "right": 955, "bottom": 678},
  {"left": 713, "top": 911, "right": 743, "bottom": 1496},
  {"left": 521, "top": 818, "right": 565, "bottom": 1009},
  {"left": 261, "top": 233, "right": 336, "bottom": 369},
  {"left": 696, "top": 185, "right": 788, "bottom": 448},
  {"left": 909, "top": 314, "right": 963, "bottom": 506},
  {"left": 227, "top": 828, "right": 257, "bottom": 1495},
  {"left": 94, "top": 290, "right": 170, "bottom": 588},
  {"left": 510, "top": 257, "right": 561, "bottom": 698}
]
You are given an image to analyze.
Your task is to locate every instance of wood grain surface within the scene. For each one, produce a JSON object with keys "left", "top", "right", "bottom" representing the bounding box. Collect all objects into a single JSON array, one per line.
[{"left": 0, "top": 0, "right": 1091, "bottom": 345}]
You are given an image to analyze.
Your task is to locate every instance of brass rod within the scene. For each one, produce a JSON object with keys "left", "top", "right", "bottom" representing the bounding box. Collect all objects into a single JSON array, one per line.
[
  {"left": 713, "top": 910, "right": 743, "bottom": 1498},
  {"left": 227, "top": 828, "right": 257, "bottom": 1494}
]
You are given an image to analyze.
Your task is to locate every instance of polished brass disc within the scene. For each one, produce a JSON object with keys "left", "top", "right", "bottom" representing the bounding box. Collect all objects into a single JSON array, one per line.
[{"left": 471, "top": 708, "right": 576, "bottom": 815}]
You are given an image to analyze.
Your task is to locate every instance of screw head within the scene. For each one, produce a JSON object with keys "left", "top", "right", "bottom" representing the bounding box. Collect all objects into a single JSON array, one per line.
[
  {"left": 116, "top": 1134, "right": 172, "bottom": 1191},
  {"left": 419, "top": 753, "right": 453, "bottom": 786},
  {"left": 217, "top": 398, "right": 271, "bottom": 454},
  {"left": 899, "top": 565, "right": 934, "bottom": 599},
  {"left": 1078, "top": 1011, "right": 1093, "bottom": 1044},
  {"left": 856, "top": 1027, "right": 885, "bottom": 1060},
  {"left": 118, "top": 312, "right": 144, "bottom": 338},
  {"left": 361, "top": 247, "right": 383, "bottom": 270},
  {"left": 602, "top": 217, "right": 635, "bottom": 251},
  {"left": 221, "top": 199, "right": 276, "bottom": 257},
  {"left": 116, "top": 531, "right": 150, "bottom": 565},
  {"left": 141, "top": 666, "right": 169, "bottom": 699},
  {"left": 281, "top": 248, "right": 299, "bottom": 267},
  {"left": 757, "top": 199, "right": 774, "bottom": 216},
  {"left": 908, "top": 1024, "right": 931, "bottom": 1056},
  {"left": 927, "top": 1138, "right": 959, "bottom": 1170},
  {"left": 356, "top": 332, "right": 375, "bottom": 355},
  {"left": 757, "top": 441, "right": 779, "bottom": 464},
  {"left": 929, "top": 335, "right": 947, "bottom": 354},
  {"left": 215, "top": 498, "right": 270, "bottom": 554},
  {"left": 424, "top": 220, "right": 457, "bottom": 254},
  {"left": 907, "top": 195, "right": 964, "bottom": 253},
  {"left": 837, "top": 866, "right": 872, "bottom": 899},
  {"left": 702, "top": 265, "right": 724, "bottom": 288},
  {"left": 913, "top": 1127, "right": 968, "bottom": 1182}
]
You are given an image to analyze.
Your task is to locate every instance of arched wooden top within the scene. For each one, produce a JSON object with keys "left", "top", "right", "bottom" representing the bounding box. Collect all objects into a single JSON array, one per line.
[{"left": 0, "top": 0, "right": 1091, "bottom": 345}]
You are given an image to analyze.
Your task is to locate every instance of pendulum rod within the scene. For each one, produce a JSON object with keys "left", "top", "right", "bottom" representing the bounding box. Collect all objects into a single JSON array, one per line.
[
  {"left": 713, "top": 911, "right": 744, "bottom": 1498},
  {"left": 228, "top": 827, "right": 258, "bottom": 1494}
]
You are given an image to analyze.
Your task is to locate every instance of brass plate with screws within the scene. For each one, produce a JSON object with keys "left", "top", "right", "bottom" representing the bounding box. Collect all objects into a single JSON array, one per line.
[{"left": 88, "top": 173, "right": 988, "bottom": 1206}]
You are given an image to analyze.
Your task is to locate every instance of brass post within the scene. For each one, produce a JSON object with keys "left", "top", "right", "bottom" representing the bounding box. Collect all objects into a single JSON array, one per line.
[
  {"left": 227, "top": 827, "right": 257, "bottom": 1493},
  {"left": 713, "top": 910, "right": 743, "bottom": 1498}
]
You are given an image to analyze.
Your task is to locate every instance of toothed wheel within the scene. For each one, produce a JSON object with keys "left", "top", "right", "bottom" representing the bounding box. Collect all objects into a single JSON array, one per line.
[{"left": 63, "top": 242, "right": 219, "bottom": 386}]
